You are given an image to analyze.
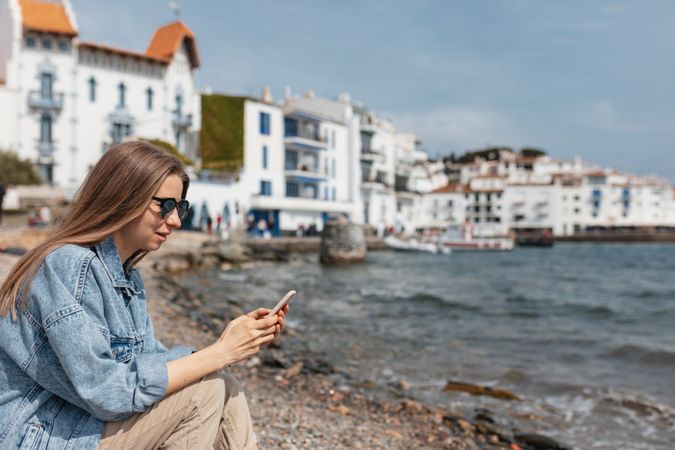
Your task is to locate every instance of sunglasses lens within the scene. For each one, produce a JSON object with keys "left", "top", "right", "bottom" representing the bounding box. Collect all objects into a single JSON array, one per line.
[
  {"left": 177, "top": 201, "right": 189, "bottom": 220},
  {"left": 160, "top": 199, "right": 177, "bottom": 219}
]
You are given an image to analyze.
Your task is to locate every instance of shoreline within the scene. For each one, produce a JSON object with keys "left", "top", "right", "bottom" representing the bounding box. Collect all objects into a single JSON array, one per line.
[{"left": 0, "top": 229, "right": 572, "bottom": 449}]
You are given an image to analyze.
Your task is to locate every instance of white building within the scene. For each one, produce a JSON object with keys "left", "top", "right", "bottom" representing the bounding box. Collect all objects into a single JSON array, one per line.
[
  {"left": 187, "top": 90, "right": 364, "bottom": 236},
  {"left": 0, "top": 0, "right": 200, "bottom": 193},
  {"left": 438, "top": 149, "right": 675, "bottom": 237}
]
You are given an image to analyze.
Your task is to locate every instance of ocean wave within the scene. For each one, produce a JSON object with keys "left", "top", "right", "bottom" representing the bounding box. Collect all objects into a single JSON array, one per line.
[
  {"left": 559, "top": 303, "right": 615, "bottom": 318},
  {"left": 406, "top": 293, "right": 483, "bottom": 312},
  {"left": 606, "top": 344, "right": 675, "bottom": 366}
]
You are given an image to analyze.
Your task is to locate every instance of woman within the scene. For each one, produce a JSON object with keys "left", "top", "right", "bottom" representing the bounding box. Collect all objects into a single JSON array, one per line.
[{"left": 0, "top": 141, "right": 285, "bottom": 449}]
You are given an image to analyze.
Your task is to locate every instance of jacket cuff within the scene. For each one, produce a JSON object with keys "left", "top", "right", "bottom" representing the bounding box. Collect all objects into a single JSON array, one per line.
[
  {"left": 132, "top": 352, "right": 169, "bottom": 411},
  {"left": 166, "top": 345, "right": 195, "bottom": 361}
]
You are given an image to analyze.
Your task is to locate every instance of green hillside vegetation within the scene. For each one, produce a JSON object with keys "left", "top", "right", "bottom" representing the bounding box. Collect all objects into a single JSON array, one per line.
[
  {"left": 200, "top": 94, "right": 246, "bottom": 171},
  {"left": 444, "top": 146, "right": 548, "bottom": 164},
  {"left": 0, "top": 150, "right": 42, "bottom": 185}
]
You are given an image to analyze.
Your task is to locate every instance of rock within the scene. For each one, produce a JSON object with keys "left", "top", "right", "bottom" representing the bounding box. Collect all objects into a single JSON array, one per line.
[
  {"left": 443, "top": 380, "right": 521, "bottom": 401},
  {"left": 389, "top": 379, "right": 411, "bottom": 391},
  {"left": 319, "top": 223, "right": 367, "bottom": 265},
  {"left": 400, "top": 399, "right": 423, "bottom": 413},
  {"left": 285, "top": 361, "right": 303, "bottom": 379},
  {"left": 329, "top": 404, "right": 350, "bottom": 415},
  {"left": 514, "top": 433, "right": 570, "bottom": 450},
  {"left": 213, "top": 241, "right": 251, "bottom": 264},
  {"left": 475, "top": 420, "right": 514, "bottom": 443}
]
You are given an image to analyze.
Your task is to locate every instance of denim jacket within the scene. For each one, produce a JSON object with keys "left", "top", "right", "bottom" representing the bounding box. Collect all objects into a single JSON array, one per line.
[{"left": 0, "top": 236, "right": 192, "bottom": 449}]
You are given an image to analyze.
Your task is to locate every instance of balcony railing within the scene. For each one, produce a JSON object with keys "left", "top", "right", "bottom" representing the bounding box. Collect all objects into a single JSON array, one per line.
[
  {"left": 172, "top": 114, "right": 193, "bottom": 129},
  {"left": 28, "top": 91, "right": 64, "bottom": 111},
  {"left": 37, "top": 140, "right": 54, "bottom": 157}
]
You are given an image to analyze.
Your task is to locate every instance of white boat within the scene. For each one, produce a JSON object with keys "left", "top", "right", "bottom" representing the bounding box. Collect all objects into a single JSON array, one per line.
[
  {"left": 384, "top": 236, "right": 446, "bottom": 254},
  {"left": 436, "top": 225, "right": 514, "bottom": 252}
]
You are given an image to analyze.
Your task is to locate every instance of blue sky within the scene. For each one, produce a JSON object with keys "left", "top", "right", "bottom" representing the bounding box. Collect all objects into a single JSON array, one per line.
[{"left": 73, "top": 0, "right": 675, "bottom": 180}]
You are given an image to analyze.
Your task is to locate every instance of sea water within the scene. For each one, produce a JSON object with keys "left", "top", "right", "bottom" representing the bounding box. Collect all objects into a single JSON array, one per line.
[{"left": 181, "top": 243, "right": 675, "bottom": 449}]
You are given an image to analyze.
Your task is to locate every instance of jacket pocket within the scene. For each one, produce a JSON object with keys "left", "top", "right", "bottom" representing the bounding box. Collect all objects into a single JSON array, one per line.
[
  {"left": 19, "top": 423, "right": 43, "bottom": 450},
  {"left": 110, "top": 337, "right": 133, "bottom": 363}
]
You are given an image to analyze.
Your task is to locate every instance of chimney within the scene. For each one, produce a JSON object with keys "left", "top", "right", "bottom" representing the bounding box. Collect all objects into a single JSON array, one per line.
[{"left": 262, "top": 86, "right": 272, "bottom": 104}]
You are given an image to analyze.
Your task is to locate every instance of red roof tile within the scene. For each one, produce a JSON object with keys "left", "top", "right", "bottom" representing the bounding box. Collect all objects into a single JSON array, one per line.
[
  {"left": 146, "top": 21, "right": 200, "bottom": 68},
  {"left": 19, "top": 0, "right": 77, "bottom": 36}
]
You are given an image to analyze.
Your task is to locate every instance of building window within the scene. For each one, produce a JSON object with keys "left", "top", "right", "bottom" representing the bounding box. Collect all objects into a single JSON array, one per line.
[
  {"left": 260, "top": 180, "right": 272, "bottom": 196},
  {"left": 286, "top": 182, "right": 299, "bottom": 197},
  {"left": 332, "top": 188, "right": 336, "bottom": 201},
  {"left": 285, "top": 150, "right": 298, "bottom": 170},
  {"left": 175, "top": 94, "right": 183, "bottom": 117},
  {"left": 331, "top": 130, "right": 336, "bottom": 149},
  {"left": 88, "top": 77, "right": 96, "bottom": 102},
  {"left": 26, "top": 36, "right": 36, "bottom": 48},
  {"left": 118, "top": 82, "right": 126, "bottom": 108},
  {"left": 58, "top": 40, "right": 68, "bottom": 51},
  {"left": 324, "top": 187, "right": 329, "bottom": 200},
  {"left": 262, "top": 145, "right": 268, "bottom": 169},
  {"left": 40, "top": 114, "right": 52, "bottom": 143},
  {"left": 331, "top": 158, "right": 336, "bottom": 178},
  {"left": 42, "top": 38, "right": 52, "bottom": 49},
  {"left": 146, "top": 87, "right": 153, "bottom": 111},
  {"left": 40, "top": 73, "right": 53, "bottom": 99},
  {"left": 260, "top": 112, "right": 271, "bottom": 135}
]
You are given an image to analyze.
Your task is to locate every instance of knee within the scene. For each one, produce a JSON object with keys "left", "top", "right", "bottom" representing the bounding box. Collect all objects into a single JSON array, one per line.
[
  {"left": 198, "top": 372, "right": 227, "bottom": 414},
  {"left": 217, "top": 372, "right": 245, "bottom": 401}
]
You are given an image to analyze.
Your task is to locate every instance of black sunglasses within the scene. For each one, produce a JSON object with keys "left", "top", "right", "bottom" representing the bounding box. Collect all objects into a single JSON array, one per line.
[{"left": 151, "top": 196, "right": 190, "bottom": 220}]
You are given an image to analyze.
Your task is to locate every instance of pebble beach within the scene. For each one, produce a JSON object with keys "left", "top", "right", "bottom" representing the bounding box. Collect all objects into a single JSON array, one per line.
[{"left": 0, "top": 228, "right": 578, "bottom": 449}]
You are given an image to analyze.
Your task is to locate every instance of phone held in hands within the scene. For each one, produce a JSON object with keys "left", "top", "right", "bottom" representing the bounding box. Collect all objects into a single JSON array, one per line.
[{"left": 267, "top": 290, "right": 296, "bottom": 317}]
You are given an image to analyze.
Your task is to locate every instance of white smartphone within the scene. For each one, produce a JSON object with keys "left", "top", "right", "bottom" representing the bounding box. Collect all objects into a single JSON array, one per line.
[{"left": 266, "top": 290, "right": 296, "bottom": 317}]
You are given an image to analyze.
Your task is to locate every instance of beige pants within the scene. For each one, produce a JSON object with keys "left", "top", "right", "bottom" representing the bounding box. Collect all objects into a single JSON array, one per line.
[{"left": 99, "top": 371, "right": 257, "bottom": 450}]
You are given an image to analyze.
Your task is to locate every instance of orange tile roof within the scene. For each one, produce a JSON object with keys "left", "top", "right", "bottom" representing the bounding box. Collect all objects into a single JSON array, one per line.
[
  {"left": 146, "top": 21, "right": 200, "bottom": 68},
  {"left": 19, "top": 0, "right": 77, "bottom": 36},
  {"left": 430, "top": 183, "right": 468, "bottom": 194},
  {"left": 79, "top": 41, "right": 169, "bottom": 65}
]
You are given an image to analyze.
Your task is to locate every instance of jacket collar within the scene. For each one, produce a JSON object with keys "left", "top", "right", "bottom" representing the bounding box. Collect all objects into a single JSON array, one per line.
[{"left": 94, "top": 236, "right": 135, "bottom": 289}]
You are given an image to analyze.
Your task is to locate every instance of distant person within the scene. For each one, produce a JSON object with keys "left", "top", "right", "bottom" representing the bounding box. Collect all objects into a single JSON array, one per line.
[
  {"left": 0, "top": 182, "right": 5, "bottom": 225},
  {"left": 0, "top": 142, "right": 288, "bottom": 449}
]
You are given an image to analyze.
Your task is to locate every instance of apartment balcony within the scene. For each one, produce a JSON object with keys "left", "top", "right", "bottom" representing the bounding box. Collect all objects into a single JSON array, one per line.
[
  {"left": 284, "top": 163, "right": 327, "bottom": 182},
  {"left": 284, "top": 132, "right": 328, "bottom": 151},
  {"left": 172, "top": 113, "right": 193, "bottom": 129},
  {"left": 360, "top": 146, "right": 384, "bottom": 161},
  {"left": 28, "top": 91, "right": 64, "bottom": 111}
]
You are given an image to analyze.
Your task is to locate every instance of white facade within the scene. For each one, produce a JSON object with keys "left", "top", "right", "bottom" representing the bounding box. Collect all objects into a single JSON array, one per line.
[
  {"left": 436, "top": 150, "right": 675, "bottom": 237},
  {"left": 187, "top": 93, "right": 364, "bottom": 236},
  {"left": 0, "top": 0, "right": 200, "bottom": 194}
]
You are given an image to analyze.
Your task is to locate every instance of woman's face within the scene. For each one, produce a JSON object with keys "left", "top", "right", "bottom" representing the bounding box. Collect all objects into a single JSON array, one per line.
[{"left": 113, "top": 174, "right": 184, "bottom": 261}]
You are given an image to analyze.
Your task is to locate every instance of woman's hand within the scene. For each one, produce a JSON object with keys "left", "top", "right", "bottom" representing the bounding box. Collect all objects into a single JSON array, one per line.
[
  {"left": 247, "top": 305, "right": 289, "bottom": 340},
  {"left": 165, "top": 306, "right": 288, "bottom": 395},
  {"left": 213, "top": 312, "right": 279, "bottom": 367}
]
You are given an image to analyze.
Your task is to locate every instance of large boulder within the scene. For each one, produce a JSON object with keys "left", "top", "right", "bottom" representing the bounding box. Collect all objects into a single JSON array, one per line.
[{"left": 319, "top": 223, "right": 367, "bottom": 265}]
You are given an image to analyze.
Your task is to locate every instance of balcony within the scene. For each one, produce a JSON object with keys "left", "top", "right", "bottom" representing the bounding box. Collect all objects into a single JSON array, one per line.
[
  {"left": 284, "top": 117, "right": 328, "bottom": 150},
  {"left": 28, "top": 91, "right": 64, "bottom": 111},
  {"left": 360, "top": 146, "right": 384, "bottom": 161},
  {"left": 172, "top": 113, "right": 193, "bottom": 129},
  {"left": 284, "top": 162, "right": 327, "bottom": 182},
  {"left": 284, "top": 133, "right": 328, "bottom": 151},
  {"left": 37, "top": 140, "right": 55, "bottom": 157}
]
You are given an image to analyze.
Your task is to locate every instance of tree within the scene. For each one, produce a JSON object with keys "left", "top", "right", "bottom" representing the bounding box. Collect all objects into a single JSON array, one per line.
[
  {"left": 520, "top": 147, "right": 547, "bottom": 158},
  {"left": 0, "top": 150, "right": 42, "bottom": 185},
  {"left": 141, "top": 138, "right": 194, "bottom": 166}
]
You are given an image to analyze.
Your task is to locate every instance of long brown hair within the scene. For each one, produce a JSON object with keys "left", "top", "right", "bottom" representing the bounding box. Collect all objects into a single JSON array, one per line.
[{"left": 0, "top": 141, "right": 189, "bottom": 319}]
